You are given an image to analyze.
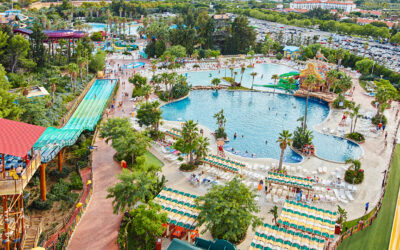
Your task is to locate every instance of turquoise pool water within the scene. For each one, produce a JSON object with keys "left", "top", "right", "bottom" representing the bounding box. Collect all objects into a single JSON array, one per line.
[
  {"left": 161, "top": 90, "right": 363, "bottom": 163},
  {"left": 122, "top": 62, "right": 145, "bottom": 69},
  {"left": 183, "top": 63, "right": 296, "bottom": 89},
  {"left": 87, "top": 22, "right": 140, "bottom": 35}
]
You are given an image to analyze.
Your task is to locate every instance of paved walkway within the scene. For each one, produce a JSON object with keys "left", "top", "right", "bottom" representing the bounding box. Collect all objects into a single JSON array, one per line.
[{"left": 67, "top": 138, "right": 121, "bottom": 250}]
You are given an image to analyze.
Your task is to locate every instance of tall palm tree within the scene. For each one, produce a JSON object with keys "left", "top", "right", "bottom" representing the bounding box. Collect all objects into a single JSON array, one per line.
[
  {"left": 326, "top": 70, "right": 337, "bottom": 93},
  {"left": 195, "top": 136, "right": 210, "bottom": 165},
  {"left": 349, "top": 104, "right": 362, "bottom": 133},
  {"left": 229, "top": 67, "right": 234, "bottom": 79},
  {"left": 336, "top": 48, "right": 345, "bottom": 69},
  {"left": 211, "top": 78, "right": 221, "bottom": 90},
  {"left": 302, "top": 74, "right": 317, "bottom": 132},
  {"left": 363, "top": 42, "right": 369, "bottom": 56},
  {"left": 277, "top": 130, "right": 293, "bottom": 171},
  {"left": 250, "top": 72, "right": 258, "bottom": 90},
  {"left": 272, "top": 74, "right": 279, "bottom": 94},
  {"left": 67, "top": 63, "right": 79, "bottom": 93},
  {"left": 176, "top": 120, "right": 199, "bottom": 165},
  {"left": 269, "top": 205, "right": 279, "bottom": 226},
  {"left": 239, "top": 66, "right": 246, "bottom": 86}
]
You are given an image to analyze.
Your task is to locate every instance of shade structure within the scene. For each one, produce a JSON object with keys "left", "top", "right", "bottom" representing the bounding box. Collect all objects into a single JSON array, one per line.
[{"left": 0, "top": 118, "right": 46, "bottom": 157}]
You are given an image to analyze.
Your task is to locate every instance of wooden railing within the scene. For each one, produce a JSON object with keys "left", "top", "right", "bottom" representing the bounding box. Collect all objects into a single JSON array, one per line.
[{"left": 0, "top": 152, "right": 41, "bottom": 195}]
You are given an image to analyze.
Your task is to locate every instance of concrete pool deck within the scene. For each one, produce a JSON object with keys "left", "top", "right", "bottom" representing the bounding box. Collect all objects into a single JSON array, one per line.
[{"left": 69, "top": 54, "right": 399, "bottom": 249}]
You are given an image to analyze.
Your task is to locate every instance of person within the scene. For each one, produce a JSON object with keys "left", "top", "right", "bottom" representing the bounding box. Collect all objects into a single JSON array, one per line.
[
  {"left": 245, "top": 150, "right": 248, "bottom": 154},
  {"left": 234, "top": 132, "right": 237, "bottom": 139},
  {"left": 16, "top": 165, "right": 23, "bottom": 177},
  {"left": 385, "top": 132, "right": 388, "bottom": 140},
  {"left": 241, "top": 135, "right": 244, "bottom": 138},
  {"left": 265, "top": 140, "right": 268, "bottom": 144},
  {"left": 365, "top": 202, "right": 369, "bottom": 214}
]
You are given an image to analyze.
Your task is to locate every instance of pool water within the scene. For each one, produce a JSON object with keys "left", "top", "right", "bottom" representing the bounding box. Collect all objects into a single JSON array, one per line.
[
  {"left": 184, "top": 63, "right": 296, "bottom": 89},
  {"left": 122, "top": 62, "right": 145, "bottom": 69},
  {"left": 161, "top": 90, "right": 363, "bottom": 163},
  {"left": 87, "top": 22, "right": 140, "bottom": 35}
]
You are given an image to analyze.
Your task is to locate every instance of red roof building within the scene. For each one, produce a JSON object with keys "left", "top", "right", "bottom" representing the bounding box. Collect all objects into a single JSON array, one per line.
[{"left": 0, "top": 118, "right": 46, "bottom": 157}]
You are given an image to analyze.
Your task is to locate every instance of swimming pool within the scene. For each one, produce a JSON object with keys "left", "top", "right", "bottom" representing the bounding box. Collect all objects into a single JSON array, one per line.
[
  {"left": 161, "top": 90, "right": 363, "bottom": 163},
  {"left": 87, "top": 22, "right": 140, "bottom": 35},
  {"left": 183, "top": 63, "right": 297, "bottom": 89},
  {"left": 122, "top": 62, "right": 145, "bottom": 69}
]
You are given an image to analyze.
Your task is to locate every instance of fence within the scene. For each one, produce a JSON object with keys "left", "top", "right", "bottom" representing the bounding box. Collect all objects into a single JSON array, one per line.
[
  {"left": 41, "top": 79, "right": 119, "bottom": 249},
  {"left": 334, "top": 118, "right": 400, "bottom": 248}
]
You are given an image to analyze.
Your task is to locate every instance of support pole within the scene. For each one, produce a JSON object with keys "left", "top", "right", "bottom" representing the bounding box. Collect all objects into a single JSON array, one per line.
[
  {"left": 2, "top": 154, "right": 5, "bottom": 179},
  {"left": 58, "top": 150, "right": 63, "bottom": 173},
  {"left": 2, "top": 195, "right": 9, "bottom": 250},
  {"left": 40, "top": 164, "right": 46, "bottom": 201}
]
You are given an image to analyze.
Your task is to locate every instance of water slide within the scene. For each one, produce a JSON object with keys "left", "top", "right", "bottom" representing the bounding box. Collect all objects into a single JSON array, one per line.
[
  {"left": 34, "top": 79, "right": 116, "bottom": 163},
  {"left": 253, "top": 72, "right": 300, "bottom": 91}
]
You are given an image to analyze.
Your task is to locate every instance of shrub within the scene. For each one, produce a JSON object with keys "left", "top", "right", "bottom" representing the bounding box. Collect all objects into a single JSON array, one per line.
[
  {"left": 372, "top": 114, "right": 387, "bottom": 126},
  {"left": 333, "top": 94, "right": 353, "bottom": 109},
  {"left": 30, "top": 198, "right": 53, "bottom": 210},
  {"left": 49, "top": 166, "right": 72, "bottom": 179},
  {"left": 90, "top": 32, "right": 103, "bottom": 41},
  {"left": 171, "top": 81, "right": 190, "bottom": 99},
  {"left": 70, "top": 172, "right": 83, "bottom": 190},
  {"left": 180, "top": 163, "right": 197, "bottom": 171},
  {"left": 346, "top": 132, "right": 365, "bottom": 142},
  {"left": 276, "top": 52, "right": 283, "bottom": 60},
  {"left": 345, "top": 169, "right": 364, "bottom": 184},
  {"left": 156, "top": 91, "right": 169, "bottom": 102},
  {"left": 292, "top": 127, "right": 313, "bottom": 149},
  {"left": 215, "top": 127, "right": 227, "bottom": 139}
]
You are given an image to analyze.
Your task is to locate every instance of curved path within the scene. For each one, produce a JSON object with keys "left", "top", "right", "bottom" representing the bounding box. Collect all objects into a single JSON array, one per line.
[{"left": 68, "top": 60, "right": 137, "bottom": 249}]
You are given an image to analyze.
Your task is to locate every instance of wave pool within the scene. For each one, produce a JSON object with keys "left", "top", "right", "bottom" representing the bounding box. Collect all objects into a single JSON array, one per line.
[{"left": 161, "top": 90, "right": 363, "bottom": 163}]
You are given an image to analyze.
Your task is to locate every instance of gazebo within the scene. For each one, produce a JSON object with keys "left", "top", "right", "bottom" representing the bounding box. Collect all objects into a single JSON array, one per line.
[{"left": 0, "top": 118, "right": 46, "bottom": 250}]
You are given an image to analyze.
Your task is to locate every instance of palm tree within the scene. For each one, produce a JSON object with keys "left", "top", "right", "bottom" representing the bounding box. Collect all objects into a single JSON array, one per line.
[
  {"left": 363, "top": 42, "right": 369, "bottom": 56},
  {"left": 269, "top": 205, "right": 279, "bottom": 226},
  {"left": 349, "top": 104, "right": 362, "bottom": 133},
  {"left": 211, "top": 78, "right": 221, "bottom": 90},
  {"left": 175, "top": 120, "right": 199, "bottom": 165},
  {"left": 67, "top": 63, "right": 79, "bottom": 93},
  {"left": 250, "top": 72, "right": 258, "bottom": 90},
  {"left": 194, "top": 136, "right": 210, "bottom": 165},
  {"left": 239, "top": 66, "right": 246, "bottom": 86},
  {"left": 345, "top": 158, "right": 361, "bottom": 172},
  {"left": 229, "top": 67, "right": 234, "bottom": 79},
  {"left": 143, "top": 85, "right": 152, "bottom": 102},
  {"left": 233, "top": 71, "right": 238, "bottom": 83},
  {"left": 326, "top": 70, "right": 338, "bottom": 93},
  {"left": 272, "top": 74, "right": 279, "bottom": 94},
  {"left": 328, "top": 36, "right": 333, "bottom": 48},
  {"left": 276, "top": 130, "right": 293, "bottom": 171},
  {"left": 336, "top": 48, "right": 345, "bottom": 69},
  {"left": 51, "top": 83, "right": 56, "bottom": 104},
  {"left": 302, "top": 74, "right": 317, "bottom": 132}
]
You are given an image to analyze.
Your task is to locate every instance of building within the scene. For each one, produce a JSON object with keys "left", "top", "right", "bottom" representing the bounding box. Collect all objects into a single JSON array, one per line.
[
  {"left": 289, "top": 0, "right": 357, "bottom": 12},
  {"left": 212, "top": 14, "right": 233, "bottom": 49},
  {"left": 283, "top": 46, "right": 300, "bottom": 60}
]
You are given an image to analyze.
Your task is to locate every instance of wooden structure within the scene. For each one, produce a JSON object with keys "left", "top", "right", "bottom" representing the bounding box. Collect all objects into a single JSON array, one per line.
[{"left": 0, "top": 119, "right": 46, "bottom": 250}]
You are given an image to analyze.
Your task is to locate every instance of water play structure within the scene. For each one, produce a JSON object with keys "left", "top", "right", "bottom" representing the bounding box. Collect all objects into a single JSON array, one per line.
[
  {"left": 34, "top": 79, "right": 116, "bottom": 162},
  {"left": 253, "top": 71, "right": 300, "bottom": 91}
]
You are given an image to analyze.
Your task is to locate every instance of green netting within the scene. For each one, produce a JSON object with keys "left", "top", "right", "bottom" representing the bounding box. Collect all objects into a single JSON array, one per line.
[{"left": 34, "top": 79, "right": 116, "bottom": 162}]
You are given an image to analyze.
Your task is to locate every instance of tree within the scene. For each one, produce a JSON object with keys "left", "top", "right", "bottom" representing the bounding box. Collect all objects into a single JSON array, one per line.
[
  {"left": 163, "top": 45, "right": 186, "bottom": 59},
  {"left": 0, "top": 65, "right": 22, "bottom": 120},
  {"left": 30, "top": 23, "right": 46, "bottom": 67},
  {"left": 100, "top": 117, "right": 132, "bottom": 144},
  {"left": 213, "top": 109, "right": 227, "bottom": 139},
  {"left": 118, "top": 202, "right": 167, "bottom": 249},
  {"left": 349, "top": 104, "right": 362, "bottom": 133},
  {"left": 67, "top": 63, "right": 79, "bottom": 93},
  {"left": 337, "top": 205, "right": 347, "bottom": 225},
  {"left": 89, "top": 50, "right": 106, "bottom": 73},
  {"left": 374, "top": 79, "right": 398, "bottom": 119},
  {"left": 250, "top": 72, "right": 258, "bottom": 90},
  {"left": 272, "top": 74, "right": 279, "bottom": 94},
  {"left": 269, "top": 205, "right": 278, "bottom": 226},
  {"left": 355, "top": 58, "right": 374, "bottom": 75},
  {"left": 239, "top": 66, "right": 246, "bottom": 86},
  {"left": 113, "top": 130, "right": 151, "bottom": 165},
  {"left": 90, "top": 31, "right": 103, "bottom": 41},
  {"left": 9, "top": 35, "right": 30, "bottom": 73},
  {"left": 0, "top": 31, "right": 9, "bottom": 57},
  {"left": 302, "top": 74, "right": 317, "bottom": 132},
  {"left": 136, "top": 101, "right": 163, "bottom": 134},
  {"left": 276, "top": 130, "right": 293, "bottom": 171},
  {"left": 174, "top": 120, "right": 199, "bottom": 165},
  {"left": 211, "top": 78, "right": 221, "bottom": 90},
  {"left": 107, "top": 156, "right": 163, "bottom": 214},
  {"left": 195, "top": 178, "right": 262, "bottom": 244},
  {"left": 326, "top": 70, "right": 338, "bottom": 92},
  {"left": 194, "top": 136, "right": 210, "bottom": 165},
  {"left": 363, "top": 42, "right": 369, "bottom": 56},
  {"left": 228, "top": 16, "right": 256, "bottom": 54}
]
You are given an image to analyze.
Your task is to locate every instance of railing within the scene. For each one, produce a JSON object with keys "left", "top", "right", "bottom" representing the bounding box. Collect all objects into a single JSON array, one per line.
[
  {"left": 0, "top": 152, "right": 42, "bottom": 195},
  {"left": 334, "top": 118, "right": 400, "bottom": 248}
]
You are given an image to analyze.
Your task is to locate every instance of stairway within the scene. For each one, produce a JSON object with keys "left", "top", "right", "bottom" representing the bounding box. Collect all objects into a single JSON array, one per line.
[{"left": 22, "top": 217, "right": 42, "bottom": 250}]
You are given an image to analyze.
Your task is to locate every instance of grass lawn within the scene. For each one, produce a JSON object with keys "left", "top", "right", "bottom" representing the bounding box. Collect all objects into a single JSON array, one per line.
[
  {"left": 144, "top": 151, "right": 164, "bottom": 168},
  {"left": 337, "top": 145, "right": 400, "bottom": 250}
]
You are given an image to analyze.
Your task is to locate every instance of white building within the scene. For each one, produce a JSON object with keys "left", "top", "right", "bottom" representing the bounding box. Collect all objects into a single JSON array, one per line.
[{"left": 290, "top": 0, "right": 357, "bottom": 12}]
